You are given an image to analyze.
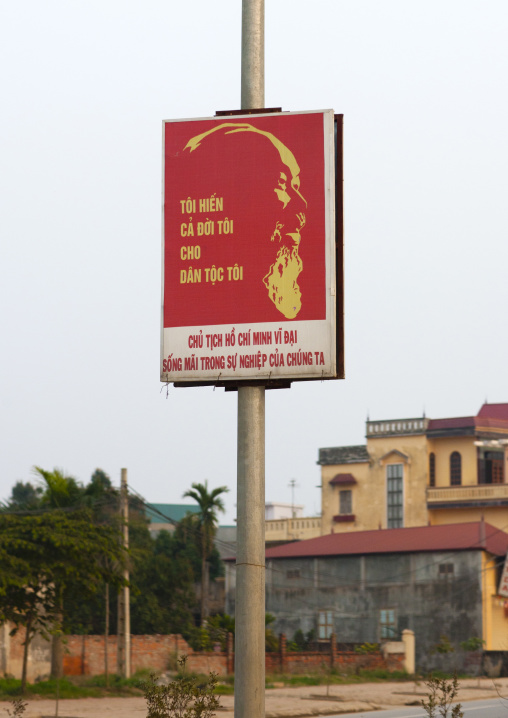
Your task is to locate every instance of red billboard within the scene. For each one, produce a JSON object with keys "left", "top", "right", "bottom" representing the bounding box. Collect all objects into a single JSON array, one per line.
[{"left": 161, "top": 110, "right": 340, "bottom": 384}]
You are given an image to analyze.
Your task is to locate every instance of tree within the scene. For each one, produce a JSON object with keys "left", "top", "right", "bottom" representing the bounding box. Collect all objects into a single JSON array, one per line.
[
  {"left": 32, "top": 466, "right": 89, "bottom": 677},
  {"left": 34, "top": 466, "right": 85, "bottom": 509},
  {"left": 0, "top": 509, "right": 127, "bottom": 691},
  {"left": 129, "top": 529, "right": 197, "bottom": 636},
  {"left": 182, "top": 481, "right": 229, "bottom": 623},
  {"left": 2, "top": 481, "right": 43, "bottom": 511}
]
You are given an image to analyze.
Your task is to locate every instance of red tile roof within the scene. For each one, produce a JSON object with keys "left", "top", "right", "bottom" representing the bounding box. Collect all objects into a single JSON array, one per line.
[
  {"left": 329, "top": 473, "right": 357, "bottom": 485},
  {"left": 477, "top": 403, "right": 508, "bottom": 421},
  {"left": 426, "top": 405, "right": 508, "bottom": 434},
  {"left": 427, "top": 416, "right": 475, "bottom": 431},
  {"left": 264, "top": 522, "right": 508, "bottom": 560}
]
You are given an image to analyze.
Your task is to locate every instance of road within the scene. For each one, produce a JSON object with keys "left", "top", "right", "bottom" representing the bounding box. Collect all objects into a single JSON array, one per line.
[{"left": 334, "top": 697, "right": 508, "bottom": 718}]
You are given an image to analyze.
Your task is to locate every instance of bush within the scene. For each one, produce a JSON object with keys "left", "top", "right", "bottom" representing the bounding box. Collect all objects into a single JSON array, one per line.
[
  {"left": 142, "top": 656, "right": 220, "bottom": 718},
  {"left": 421, "top": 674, "right": 464, "bottom": 717}
]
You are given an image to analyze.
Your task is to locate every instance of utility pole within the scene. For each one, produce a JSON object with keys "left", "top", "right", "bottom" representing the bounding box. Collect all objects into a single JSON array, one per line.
[
  {"left": 235, "top": 3, "right": 265, "bottom": 718},
  {"left": 117, "top": 467, "right": 131, "bottom": 678},
  {"left": 288, "top": 479, "right": 299, "bottom": 518}
]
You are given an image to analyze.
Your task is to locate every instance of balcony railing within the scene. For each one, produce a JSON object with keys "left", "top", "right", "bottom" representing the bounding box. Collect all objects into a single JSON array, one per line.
[
  {"left": 265, "top": 516, "right": 322, "bottom": 539},
  {"left": 427, "top": 484, "right": 508, "bottom": 505}
]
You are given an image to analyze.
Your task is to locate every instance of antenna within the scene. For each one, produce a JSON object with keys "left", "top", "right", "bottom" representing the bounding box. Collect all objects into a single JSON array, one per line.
[{"left": 288, "top": 478, "right": 299, "bottom": 518}]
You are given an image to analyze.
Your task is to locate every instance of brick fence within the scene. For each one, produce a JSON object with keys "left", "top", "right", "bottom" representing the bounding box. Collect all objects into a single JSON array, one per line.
[
  {"left": 0, "top": 626, "right": 406, "bottom": 680},
  {"left": 62, "top": 632, "right": 404, "bottom": 677},
  {"left": 63, "top": 634, "right": 229, "bottom": 677},
  {"left": 266, "top": 633, "right": 405, "bottom": 674}
]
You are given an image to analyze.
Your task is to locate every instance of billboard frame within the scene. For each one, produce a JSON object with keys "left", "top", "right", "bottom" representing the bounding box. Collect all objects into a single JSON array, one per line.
[{"left": 161, "top": 108, "right": 344, "bottom": 389}]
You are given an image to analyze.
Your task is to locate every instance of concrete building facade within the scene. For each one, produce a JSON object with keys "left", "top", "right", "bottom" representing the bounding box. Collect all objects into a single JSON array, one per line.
[{"left": 225, "top": 522, "right": 508, "bottom": 672}]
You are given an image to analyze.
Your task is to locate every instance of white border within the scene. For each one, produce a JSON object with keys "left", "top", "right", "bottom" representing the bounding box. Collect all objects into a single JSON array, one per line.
[{"left": 161, "top": 109, "right": 336, "bottom": 384}]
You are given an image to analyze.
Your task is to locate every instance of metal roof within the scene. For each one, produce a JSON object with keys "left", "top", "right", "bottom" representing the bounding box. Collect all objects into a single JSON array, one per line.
[
  {"left": 264, "top": 522, "right": 508, "bottom": 560},
  {"left": 145, "top": 503, "right": 199, "bottom": 524}
]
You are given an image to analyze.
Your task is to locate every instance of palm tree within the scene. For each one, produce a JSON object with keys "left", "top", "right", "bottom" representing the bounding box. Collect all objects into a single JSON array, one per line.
[
  {"left": 183, "top": 481, "right": 229, "bottom": 623},
  {"left": 33, "top": 466, "right": 85, "bottom": 679}
]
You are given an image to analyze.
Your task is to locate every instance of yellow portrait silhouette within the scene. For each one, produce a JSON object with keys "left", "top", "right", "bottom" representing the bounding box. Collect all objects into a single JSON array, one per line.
[{"left": 184, "top": 123, "right": 307, "bottom": 319}]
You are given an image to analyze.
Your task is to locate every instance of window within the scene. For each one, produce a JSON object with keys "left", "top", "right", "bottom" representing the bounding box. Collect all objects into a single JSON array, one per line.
[
  {"left": 439, "top": 563, "right": 454, "bottom": 578},
  {"left": 318, "top": 610, "right": 334, "bottom": 640},
  {"left": 387, "top": 464, "right": 403, "bottom": 528},
  {"left": 429, "top": 453, "right": 436, "bottom": 487},
  {"left": 479, "top": 451, "right": 505, "bottom": 485},
  {"left": 379, "top": 609, "right": 396, "bottom": 639},
  {"left": 286, "top": 569, "right": 301, "bottom": 579},
  {"left": 450, "top": 452, "right": 462, "bottom": 485},
  {"left": 339, "top": 489, "right": 352, "bottom": 515}
]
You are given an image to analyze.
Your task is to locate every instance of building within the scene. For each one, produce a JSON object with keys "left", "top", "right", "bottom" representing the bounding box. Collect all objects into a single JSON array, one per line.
[
  {"left": 320, "top": 403, "right": 508, "bottom": 535},
  {"left": 265, "top": 502, "right": 305, "bottom": 520},
  {"left": 144, "top": 502, "right": 236, "bottom": 559},
  {"left": 265, "top": 502, "right": 321, "bottom": 546},
  {"left": 145, "top": 503, "right": 200, "bottom": 536},
  {"left": 224, "top": 521, "right": 508, "bottom": 671}
]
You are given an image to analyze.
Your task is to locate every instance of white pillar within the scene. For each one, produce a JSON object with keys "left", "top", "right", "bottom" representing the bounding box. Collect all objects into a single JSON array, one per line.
[{"left": 402, "top": 629, "right": 415, "bottom": 675}]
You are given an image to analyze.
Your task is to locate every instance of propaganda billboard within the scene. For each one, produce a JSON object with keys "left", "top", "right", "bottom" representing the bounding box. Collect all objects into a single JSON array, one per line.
[{"left": 161, "top": 109, "right": 341, "bottom": 385}]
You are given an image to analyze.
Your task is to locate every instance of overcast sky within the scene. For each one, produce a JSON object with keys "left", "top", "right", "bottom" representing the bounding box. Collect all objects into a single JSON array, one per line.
[{"left": 1, "top": 1, "right": 507, "bottom": 523}]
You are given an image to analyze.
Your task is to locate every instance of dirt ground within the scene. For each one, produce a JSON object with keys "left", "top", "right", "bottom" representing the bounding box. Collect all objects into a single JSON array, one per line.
[{"left": 3, "top": 677, "right": 508, "bottom": 718}]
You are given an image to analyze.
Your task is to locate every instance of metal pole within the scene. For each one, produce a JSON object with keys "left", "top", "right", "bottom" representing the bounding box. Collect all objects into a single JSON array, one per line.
[{"left": 236, "top": 5, "right": 265, "bottom": 717}]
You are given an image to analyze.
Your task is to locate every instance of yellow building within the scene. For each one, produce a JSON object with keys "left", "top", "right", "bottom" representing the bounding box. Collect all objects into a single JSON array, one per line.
[
  {"left": 265, "top": 515, "right": 322, "bottom": 544},
  {"left": 319, "top": 403, "right": 508, "bottom": 535}
]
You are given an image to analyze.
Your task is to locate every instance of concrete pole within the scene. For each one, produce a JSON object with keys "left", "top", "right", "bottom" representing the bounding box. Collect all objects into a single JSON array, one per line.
[
  {"left": 236, "top": 387, "right": 265, "bottom": 718},
  {"left": 236, "top": 5, "right": 265, "bottom": 716},
  {"left": 241, "top": 0, "right": 264, "bottom": 109},
  {"left": 117, "top": 468, "right": 131, "bottom": 678}
]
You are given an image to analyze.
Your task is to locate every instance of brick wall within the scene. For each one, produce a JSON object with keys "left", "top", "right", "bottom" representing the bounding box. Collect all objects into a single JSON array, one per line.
[
  {"left": 265, "top": 633, "right": 405, "bottom": 675},
  {"left": 62, "top": 634, "right": 228, "bottom": 677},
  {"left": 1, "top": 626, "right": 405, "bottom": 680}
]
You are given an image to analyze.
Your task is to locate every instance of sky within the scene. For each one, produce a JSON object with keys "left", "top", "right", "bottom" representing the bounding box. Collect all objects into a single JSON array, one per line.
[{"left": 1, "top": 1, "right": 508, "bottom": 524}]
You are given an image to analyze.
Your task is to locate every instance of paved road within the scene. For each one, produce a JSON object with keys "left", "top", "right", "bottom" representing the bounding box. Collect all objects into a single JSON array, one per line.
[{"left": 333, "top": 697, "right": 508, "bottom": 718}]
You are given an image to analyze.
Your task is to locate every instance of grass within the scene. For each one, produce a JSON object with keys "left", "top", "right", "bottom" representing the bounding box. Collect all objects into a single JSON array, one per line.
[
  {"left": 265, "top": 669, "right": 413, "bottom": 688},
  {"left": 0, "top": 668, "right": 467, "bottom": 699},
  {"left": 0, "top": 671, "right": 150, "bottom": 700}
]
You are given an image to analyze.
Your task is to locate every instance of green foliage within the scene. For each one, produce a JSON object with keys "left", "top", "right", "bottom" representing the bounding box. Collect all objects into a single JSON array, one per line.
[
  {"left": 433, "top": 636, "right": 455, "bottom": 655},
  {"left": 265, "top": 628, "right": 278, "bottom": 652},
  {"left": 171, "top": 516, "right": 223, "bottom": 583},
  {"left": 0, "top": 673, "right": 147, "bottom": 700},
  {"left": 421, "top": 674, "right": 464, "bottom": 717},
  {"left": 261, "top": 613, "right": 279, "bottom": 652},
  {"left": 290, "top": 629, "right": 306, "bottom": 651},
  {"left": 182, "top": 481, "right": 228, "bottom": 623},
  {"left": 57, "top": 471, "right": 198, "bottom": 638},
  {"left": 264, "top": 669, "right": 411, "bottom": 687},
  {"left": 142, "top": 657, "right": 220, "bottom": 718},
  {"left": 198, "top": 614, "right": 235, "bottom": 651},
  {"left": 459, "top": 637, "right": 484, "bottom": 653},
  {"left": 34, "top": 466, "right": 84, "bottom": 509},
  {"left": 354, "top": 642, "right": 380, "bottom": 655},
  {"left": 289, "top": 628, "right": 316, "bottom": 651},
  {"left": 129, "top": 528, "right": 197, "bottom": 637},
  {"left": 1, "top": 472, "right": 230, "bottom": 650},
  {"left": 0, "top": 501, "right": 128, "bottom": 689},
  {"left": 2, "top": 482, "right": 42, "bottom": 511}
]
